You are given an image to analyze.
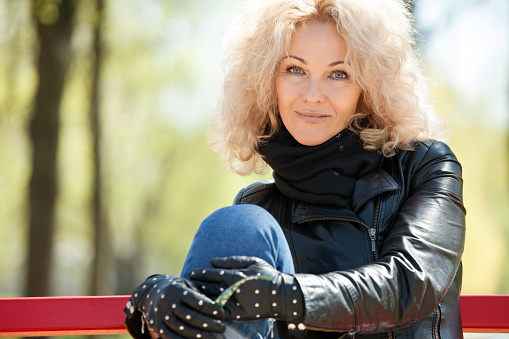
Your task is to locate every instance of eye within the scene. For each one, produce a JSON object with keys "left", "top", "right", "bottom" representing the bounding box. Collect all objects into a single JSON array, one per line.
[
  {"left": 286, "top": 66, "right": 304, "bottom": 75},
  {"left": 330, "top": 70, "right": 348, "bottom": 79}
]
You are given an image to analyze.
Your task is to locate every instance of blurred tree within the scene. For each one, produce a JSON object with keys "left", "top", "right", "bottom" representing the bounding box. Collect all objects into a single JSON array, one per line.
[
  {"left": 89, "top": 0, "right": 112, "bottom": 296},
  {"left": 26, "top": 0, "right": 77, "bottom": 297}
]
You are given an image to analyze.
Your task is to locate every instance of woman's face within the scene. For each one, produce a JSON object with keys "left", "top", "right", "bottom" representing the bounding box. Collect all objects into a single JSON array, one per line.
[{"left": 275, "top": 21, "right": 362, "bottom": 146}]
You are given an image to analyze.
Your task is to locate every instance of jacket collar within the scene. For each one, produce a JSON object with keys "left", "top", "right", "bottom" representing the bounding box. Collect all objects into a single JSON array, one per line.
[
  {"left": 292, "top": 167, "right": 400, "bottom": 223},
  {"left": 352, "top": 167, "right": 400, "bottom": 212}
]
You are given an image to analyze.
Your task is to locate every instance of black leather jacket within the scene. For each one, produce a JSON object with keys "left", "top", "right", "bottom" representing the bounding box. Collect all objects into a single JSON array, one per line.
[{"left": 234, "top": 140, "right": 466, "bottom": 338}]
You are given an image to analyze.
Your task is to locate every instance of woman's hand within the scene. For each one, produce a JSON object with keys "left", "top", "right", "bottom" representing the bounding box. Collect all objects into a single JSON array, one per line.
[
  {"left": 124, "top": 275, "right": 225, "bottom": 339},
  {"left": 189, "top": 256, "right": 304, "bottom": 322}
]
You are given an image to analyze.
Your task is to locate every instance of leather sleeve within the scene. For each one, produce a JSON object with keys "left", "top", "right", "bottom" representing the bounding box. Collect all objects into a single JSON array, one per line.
[{"left": 295, "top": 141, "right": 466, "bottom": 333}]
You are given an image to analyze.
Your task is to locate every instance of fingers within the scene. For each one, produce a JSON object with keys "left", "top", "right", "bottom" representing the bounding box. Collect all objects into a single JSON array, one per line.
[
  {"left": 209, "top": 256, "right": 259, "bottom": 269},
  {"left": 129, "top": 275, "right": 166, "bottom": 308},
  {"left": 162, "top": 314, "right": 220, "bottom": 339},
  {"left": 189, "top": 268, "right": 239, "bottom": 286},
  {"left": 148, "top": 325, "right": 181, "bottom": 339},
  {"left": 181, "top": 288, "right": 225, "bottom": 320},
  {"left": 148, "top": 299, "right": 224, "bottom": 339},
  {"left": 191, "top": 279, "right": 226, "bottom": 297},
  {"left": 151, "top": 320, "right": 204, "bottom": 339},
  {"left": 189, "top": 279, "right": 223, "bottom": 298},
  {"left": 173, "top": 304, "right": 225, "bottom": 334}
]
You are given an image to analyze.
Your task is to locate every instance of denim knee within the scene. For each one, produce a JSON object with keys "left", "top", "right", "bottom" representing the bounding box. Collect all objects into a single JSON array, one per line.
[
  {"left": 181, "top": 204, "right": 294, "bottom": 278},
  {"left": 201, "top": 204, "right": 280, "bottom": 238}
]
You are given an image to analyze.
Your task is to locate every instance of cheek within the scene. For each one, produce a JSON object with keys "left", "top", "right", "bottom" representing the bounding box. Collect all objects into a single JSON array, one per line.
[
  {"left": 276, "top": 78, "right": 300, "bottom": 108},
  {"left": 275, "top": 79, "right": 288, "bottom": 108},
  {"left": 331, "top": 87, "right": 361, "bottom": 111}
]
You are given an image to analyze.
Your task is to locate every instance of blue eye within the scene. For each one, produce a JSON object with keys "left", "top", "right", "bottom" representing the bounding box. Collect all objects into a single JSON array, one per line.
[
  {"left": 331, "top": 71, "right": 348, "bottom": 79},
  {"left": 287, "top": 66, "right": 303, "bottom": 75}
]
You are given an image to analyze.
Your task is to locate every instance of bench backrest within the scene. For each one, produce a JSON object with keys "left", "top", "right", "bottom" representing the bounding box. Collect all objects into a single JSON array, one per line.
[{"left": 1, "top": 295, "right": 508, "bottom": 337}]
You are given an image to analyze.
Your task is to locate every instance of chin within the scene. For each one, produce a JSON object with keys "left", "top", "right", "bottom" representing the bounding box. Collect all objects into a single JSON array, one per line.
[{"left": 293, "top": 134, "right": 329, "bottom": 146}]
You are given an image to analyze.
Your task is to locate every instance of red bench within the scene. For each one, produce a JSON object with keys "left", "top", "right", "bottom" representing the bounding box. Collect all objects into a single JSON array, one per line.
[{"left": 1, "top": 295, "right": 508, "bottom": 337}]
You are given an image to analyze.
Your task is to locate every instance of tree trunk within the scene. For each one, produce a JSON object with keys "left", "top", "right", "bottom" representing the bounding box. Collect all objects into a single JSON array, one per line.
[
  {"left": 89, "top": 0, "right": 113, "bottom": 296},
  {"left": 26, "top": 0, "right": 77, "bottom": 297}
]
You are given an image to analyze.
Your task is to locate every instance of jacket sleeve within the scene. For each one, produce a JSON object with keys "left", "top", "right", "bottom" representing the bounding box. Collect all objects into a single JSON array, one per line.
[{"left": 295, "top": 141, "right": 466, "bottom": 333}]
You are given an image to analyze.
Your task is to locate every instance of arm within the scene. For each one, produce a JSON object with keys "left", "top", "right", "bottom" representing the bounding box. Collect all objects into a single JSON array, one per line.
[{"left": 296, "top": 141, "right": 466, "bottom": 333}]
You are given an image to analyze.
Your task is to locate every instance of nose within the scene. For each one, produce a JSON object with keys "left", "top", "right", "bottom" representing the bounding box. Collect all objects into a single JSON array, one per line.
[{"left": 301, "top": 77, "right": 325, "bottom": 103}]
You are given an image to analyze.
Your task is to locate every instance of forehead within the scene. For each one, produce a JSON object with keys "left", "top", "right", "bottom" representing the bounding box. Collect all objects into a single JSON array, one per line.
[{"left": 288, "top": 21, "right": 348, "bottom": 61}]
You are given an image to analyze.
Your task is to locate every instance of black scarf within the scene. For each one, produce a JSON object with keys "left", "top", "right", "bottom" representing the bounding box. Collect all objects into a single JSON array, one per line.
[{"left": 257, "top": 125, "right": 383, "bottom": 209}]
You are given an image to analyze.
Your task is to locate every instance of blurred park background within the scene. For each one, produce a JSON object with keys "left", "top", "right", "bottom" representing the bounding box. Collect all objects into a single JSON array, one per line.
[{"left": 0, "top": 0, "right": 507, "bottom": 338}]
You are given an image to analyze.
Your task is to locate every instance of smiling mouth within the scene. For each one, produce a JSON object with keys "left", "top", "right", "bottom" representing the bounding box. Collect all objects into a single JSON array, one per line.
[{"left": 296, "top": 111, "right": 330, "bottom": 123}]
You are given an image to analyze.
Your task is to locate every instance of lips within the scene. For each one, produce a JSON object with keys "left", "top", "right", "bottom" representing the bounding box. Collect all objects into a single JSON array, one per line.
[{"left": 295, "top": 111, "right": 330, "bottom": 123}]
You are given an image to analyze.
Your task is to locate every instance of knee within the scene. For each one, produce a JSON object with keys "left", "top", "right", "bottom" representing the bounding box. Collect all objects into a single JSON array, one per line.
[
  {"left": 200, "top": 204, "right": 278, "bottom": 236},
  {"left": 187, "top": 204, "right": 292, "bottom": 274}
]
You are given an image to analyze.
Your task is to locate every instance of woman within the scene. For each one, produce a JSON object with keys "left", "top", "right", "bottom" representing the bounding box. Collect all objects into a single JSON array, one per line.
[{"left": 124, "top": 0, "right": 466, "bottom": 338}]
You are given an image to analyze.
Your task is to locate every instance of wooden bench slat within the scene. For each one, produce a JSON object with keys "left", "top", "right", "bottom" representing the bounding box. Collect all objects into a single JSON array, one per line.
[
  {"left": 460, "top": 294, "right": 509, "bottom": 333},
  {"left": 0, "top": 296, "right": 129, "bottom": 337},
  {"left": 0, "top": 295, "right": 508, "bottom": 337}
]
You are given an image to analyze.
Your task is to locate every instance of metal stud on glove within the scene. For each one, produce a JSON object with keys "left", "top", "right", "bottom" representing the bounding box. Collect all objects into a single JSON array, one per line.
[
  {"left": 124, "top": 274, "right": 225, "bottom": 339},
  {"left": 189, "top": 256, "right": 305, "bottom": 323}
]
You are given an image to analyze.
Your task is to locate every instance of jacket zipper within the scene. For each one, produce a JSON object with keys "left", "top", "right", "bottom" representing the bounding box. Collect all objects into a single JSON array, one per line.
[
  {"left": 302, "top": 196, "right": 382, "bottom": 261},
  {"left": 374, "top": 196, "right": 393, "bottom": 339},
  {"left": 433, "top": 305, "right": 441, "bottom": 338},
  {"left": 304, "top": 216, "right": 378, "bottom": 260},
  {"left": 371, "top": 196, "right": 381, "bottom": 261},
  {"left": 300, "top": 198, "right": 383, "bottom": 336}
]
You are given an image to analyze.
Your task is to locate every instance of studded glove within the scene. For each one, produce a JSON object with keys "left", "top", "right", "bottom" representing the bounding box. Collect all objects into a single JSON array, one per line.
[
  {"left": 124, "top": 274, "right": 225, "bottom": 339},
  {"left": 189, "top": 256, "right": 305, "bottom": 323}
]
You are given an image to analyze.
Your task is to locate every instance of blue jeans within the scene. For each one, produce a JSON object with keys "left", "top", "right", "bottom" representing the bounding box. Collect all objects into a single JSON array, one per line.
[{"left": 181, "top": 204, "right": 295, "bottom": 339}]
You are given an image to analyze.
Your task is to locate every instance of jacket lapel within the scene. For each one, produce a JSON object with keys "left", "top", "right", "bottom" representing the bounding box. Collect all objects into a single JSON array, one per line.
[{"left": 352, "top": 167, "right": 400, "bottom": 213}]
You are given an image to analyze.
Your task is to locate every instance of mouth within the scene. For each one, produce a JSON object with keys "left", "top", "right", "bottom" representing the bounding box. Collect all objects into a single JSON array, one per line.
[{"left": 295, "top": 111, "right": 330, "bottom": 123}]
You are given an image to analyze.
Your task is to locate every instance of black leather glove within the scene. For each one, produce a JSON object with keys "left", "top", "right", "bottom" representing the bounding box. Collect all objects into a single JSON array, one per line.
[
  {"left": 189, "top": 256, "right": 304, "bottom": 322},
  {"left": 124, "top": 274, "right": 226, "bottom": 339}
]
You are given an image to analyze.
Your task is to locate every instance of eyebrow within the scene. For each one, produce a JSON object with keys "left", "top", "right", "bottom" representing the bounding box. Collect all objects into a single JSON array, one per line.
[{"left": 286, "top": 55, "right": 344, "bottom": 67}]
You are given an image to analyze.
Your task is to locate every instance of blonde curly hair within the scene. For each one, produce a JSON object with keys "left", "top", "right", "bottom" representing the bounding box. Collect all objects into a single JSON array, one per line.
[{"left": 210, "top": 0, "right": 445, "bottom": 175}]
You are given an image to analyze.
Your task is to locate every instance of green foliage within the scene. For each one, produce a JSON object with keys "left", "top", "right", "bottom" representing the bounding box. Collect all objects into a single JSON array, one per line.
[
  {"left": 449, "top": 127, "right": 509, "bottom": 294},
  {"left": 432, "top": 81, "right": 509, "bottom": 295},
  {"left": 0, "top": 0, "right": 262, "bottom": 297},
  {"left": 34, "top": 0, "right": 61, "bottom": 25}
]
